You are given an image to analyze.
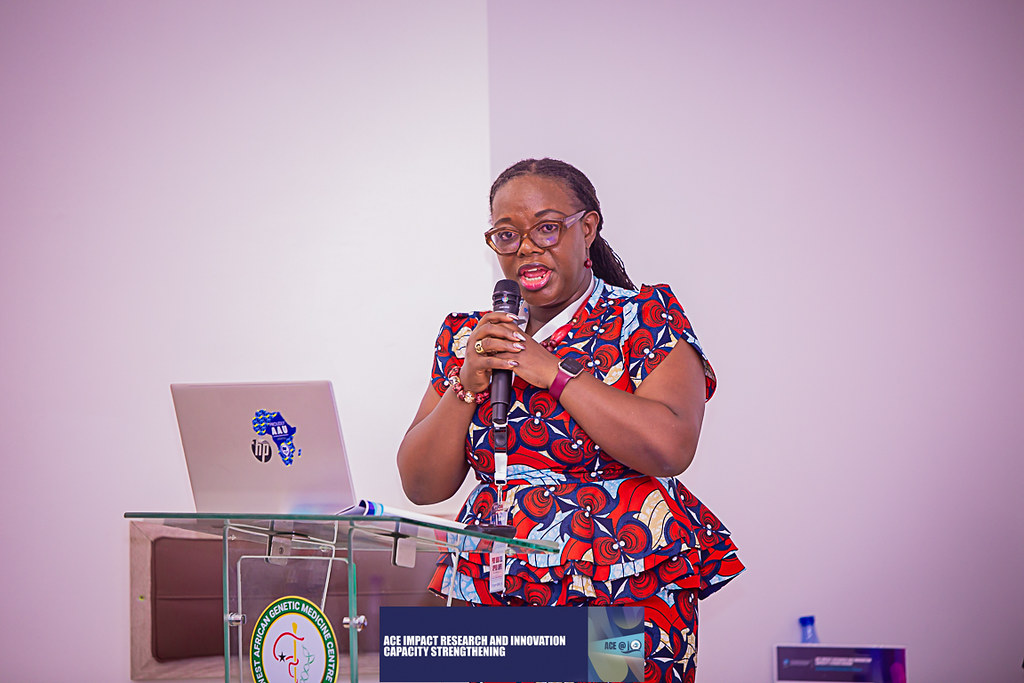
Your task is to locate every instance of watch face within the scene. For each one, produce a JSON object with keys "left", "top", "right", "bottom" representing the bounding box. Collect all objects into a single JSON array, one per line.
[{"left": 559, "top": 357, "right": 585, "bottom": 376}]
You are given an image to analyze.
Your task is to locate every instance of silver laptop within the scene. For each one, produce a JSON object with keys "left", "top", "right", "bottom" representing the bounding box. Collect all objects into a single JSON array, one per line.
[{"left": 171, "top": 381, "right": 358, "bottom": 514}]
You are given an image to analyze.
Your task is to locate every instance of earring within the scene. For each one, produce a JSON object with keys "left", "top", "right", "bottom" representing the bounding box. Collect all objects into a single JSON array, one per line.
[{"left": 584, "top": 258, "right": 593, "bottom": 269}]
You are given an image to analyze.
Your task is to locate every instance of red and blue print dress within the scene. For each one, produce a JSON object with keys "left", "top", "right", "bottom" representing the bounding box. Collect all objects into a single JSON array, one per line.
[{"left": 426, "top": 278, "right": 743, "bottom": 682}]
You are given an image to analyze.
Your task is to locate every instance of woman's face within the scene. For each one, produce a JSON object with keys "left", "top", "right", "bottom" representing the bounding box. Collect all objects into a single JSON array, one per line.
[{"left": 489, "top": 174, "right": 598, "bottom": 317}]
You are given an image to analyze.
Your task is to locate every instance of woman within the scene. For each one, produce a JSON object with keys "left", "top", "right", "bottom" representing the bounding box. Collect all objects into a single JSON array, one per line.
[{"left": 397, "top": 158, "right": 743, "bottom": 682}]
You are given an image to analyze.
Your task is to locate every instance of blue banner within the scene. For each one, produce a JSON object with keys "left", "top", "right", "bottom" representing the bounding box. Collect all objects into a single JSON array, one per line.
[{"left": 379, "top": 605, "right": 645, "bottom": 682}]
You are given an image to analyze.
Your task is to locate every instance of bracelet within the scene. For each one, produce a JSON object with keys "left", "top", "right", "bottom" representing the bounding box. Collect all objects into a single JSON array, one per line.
[{"left": 447, "top": 367, "right": 490, "bottom": 405}]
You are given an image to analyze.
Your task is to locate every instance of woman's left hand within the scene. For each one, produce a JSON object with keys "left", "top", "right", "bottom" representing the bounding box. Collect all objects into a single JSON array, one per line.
[{"left": 490, "top": 334, "right": 561, "bottom": 390}]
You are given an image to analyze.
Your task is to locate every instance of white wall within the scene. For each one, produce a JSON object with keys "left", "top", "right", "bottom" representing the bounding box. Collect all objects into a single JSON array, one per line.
[
  {"left": 0, "top": 2, "right": 491, "bottom": 680},
  {"left": 3, "top": 2, "right": 1022, "bottom": 682},
  {"left": 487, "top": 1, "right": 1024, "bottom": 681}
]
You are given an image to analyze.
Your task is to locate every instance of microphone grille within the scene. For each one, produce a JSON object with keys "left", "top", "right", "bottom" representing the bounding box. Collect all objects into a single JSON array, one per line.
[
  {"left": 493, "top": 279, "right": 520, "bottom": 297},
  {"left": 492, "top": 279, "right": 521, "bottom": 312}
]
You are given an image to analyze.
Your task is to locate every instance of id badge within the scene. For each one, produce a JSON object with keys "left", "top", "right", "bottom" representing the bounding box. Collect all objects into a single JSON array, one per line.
[
  {"left": 488, "top": 498, "right": 507, "bottom": 594},
  {"left": 488, "top": 543, "right": 506, "bottom": 594}
]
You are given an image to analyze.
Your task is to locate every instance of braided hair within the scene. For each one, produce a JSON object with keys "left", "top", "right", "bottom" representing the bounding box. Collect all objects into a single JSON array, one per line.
[{"left": 489, "top": 158, "right": 636, "bottom": 290}]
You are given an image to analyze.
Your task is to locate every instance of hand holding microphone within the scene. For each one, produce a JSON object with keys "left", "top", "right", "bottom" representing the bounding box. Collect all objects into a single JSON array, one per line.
[
  {"left": 458, "top": 280, "right": 524, "bottom": 397},
  {"left": 488, "top": 280, "right": 521, "bottom": 425},
  {"left": 460, "top": 279, "right": 562, "bottom": 411}
]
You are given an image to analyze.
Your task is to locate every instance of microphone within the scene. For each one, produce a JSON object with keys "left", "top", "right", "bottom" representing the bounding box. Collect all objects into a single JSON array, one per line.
[{"left": 489, "top": 279, "right": 521, "bottom": 425}]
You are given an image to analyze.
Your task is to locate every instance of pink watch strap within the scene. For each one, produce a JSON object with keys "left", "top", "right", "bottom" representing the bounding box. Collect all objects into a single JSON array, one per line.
[{"left": 549, "top": 368, "right": 574, "bottom": 401}]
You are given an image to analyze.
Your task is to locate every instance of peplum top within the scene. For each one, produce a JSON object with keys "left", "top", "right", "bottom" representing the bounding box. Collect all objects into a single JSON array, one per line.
[{"left": 426, "top": 278, "right": 744, "bottom": 606}]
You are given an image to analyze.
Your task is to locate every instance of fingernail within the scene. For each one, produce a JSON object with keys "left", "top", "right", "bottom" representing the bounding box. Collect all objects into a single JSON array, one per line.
[
  {"left": 508, "top": 360, "right": 518, "bottom": 367},
  {"left": 513, "top": 343, "right": 524, "bottom": 350},
  {"left": 514, "top": 332, "right": 525, "bottom": 341},
  {"left": 506, "top": 313, "right": 518, "bottom": 321}
]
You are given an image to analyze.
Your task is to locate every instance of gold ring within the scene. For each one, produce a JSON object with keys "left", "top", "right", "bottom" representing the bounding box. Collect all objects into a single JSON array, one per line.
[{"left": 474, "top": 340, "right": 485, "bottom": 355}]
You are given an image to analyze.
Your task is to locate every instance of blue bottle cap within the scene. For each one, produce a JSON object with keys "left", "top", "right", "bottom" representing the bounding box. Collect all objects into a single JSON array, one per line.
[{"left": 799, "top": 615, "right": 815, "bottom": 626}]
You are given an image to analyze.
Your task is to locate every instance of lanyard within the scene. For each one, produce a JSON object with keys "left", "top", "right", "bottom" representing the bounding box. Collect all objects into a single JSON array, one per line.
[
  {"left": 490, "top": 423, "right": 509, "bottom": 594},
  {"left": 493, "top": 423, "right": 508, "bottom": 508},
  {"left": 528, "top": 276, "right": 595, "bottom": 346},
  {"left": 488, "top": 281, "right": 593, "bottom": 593},
  {"left": 493, "top": 284, "right": 592, "bottom": 502}
]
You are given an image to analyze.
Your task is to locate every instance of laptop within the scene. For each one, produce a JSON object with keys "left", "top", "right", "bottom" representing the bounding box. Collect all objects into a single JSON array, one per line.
[{"left": 171, "top": 381, "right": 359, "bottom": 514}]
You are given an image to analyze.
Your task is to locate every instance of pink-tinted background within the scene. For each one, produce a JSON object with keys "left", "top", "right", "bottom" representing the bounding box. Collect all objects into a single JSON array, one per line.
[
  {"left": 2, "top": 2, "right": 1022, "bottom": 681},
  {"left": 487, "top": 3, "right": 1024, "bottom": 681}
]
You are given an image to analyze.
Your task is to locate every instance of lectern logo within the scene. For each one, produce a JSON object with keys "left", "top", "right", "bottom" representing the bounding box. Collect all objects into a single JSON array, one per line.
[{"left": 251, "top": 596, "right": 338, "bottom": 683}]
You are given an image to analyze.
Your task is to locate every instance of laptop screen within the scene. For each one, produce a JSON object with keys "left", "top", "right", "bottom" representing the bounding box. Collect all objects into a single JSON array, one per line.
[{"left": 171, "top": 381, "right": 357, "bottom": 514}]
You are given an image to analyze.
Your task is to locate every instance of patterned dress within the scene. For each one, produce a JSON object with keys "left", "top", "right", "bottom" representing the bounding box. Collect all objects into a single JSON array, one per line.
[{"left": 426, "top": 278, "right": 744, "bottom": 683}]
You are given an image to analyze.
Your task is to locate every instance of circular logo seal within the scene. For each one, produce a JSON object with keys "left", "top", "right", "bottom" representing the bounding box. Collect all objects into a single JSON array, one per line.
[{"left": 250, "top": 596, "right": 338, "bottom": 683}]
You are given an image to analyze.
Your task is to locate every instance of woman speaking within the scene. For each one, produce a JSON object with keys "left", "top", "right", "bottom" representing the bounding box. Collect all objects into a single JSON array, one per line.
[{"left": 397, "top": 158, "right": 743, "bottom": 682}]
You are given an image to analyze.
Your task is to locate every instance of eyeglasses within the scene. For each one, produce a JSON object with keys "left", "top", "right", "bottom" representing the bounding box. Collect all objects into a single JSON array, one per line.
[{"left": 484, "top": 210, "right": 587, "bottom": 255}]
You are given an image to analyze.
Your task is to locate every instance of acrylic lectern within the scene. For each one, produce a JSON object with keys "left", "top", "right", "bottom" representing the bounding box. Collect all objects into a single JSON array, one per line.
[{"left": 125, "top": 511, "right": 560, "bottom": 683}]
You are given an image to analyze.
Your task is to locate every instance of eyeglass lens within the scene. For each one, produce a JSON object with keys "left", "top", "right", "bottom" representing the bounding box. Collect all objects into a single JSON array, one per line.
[{"left": 490, "top": 222, "right": 562, "bottom": 253}]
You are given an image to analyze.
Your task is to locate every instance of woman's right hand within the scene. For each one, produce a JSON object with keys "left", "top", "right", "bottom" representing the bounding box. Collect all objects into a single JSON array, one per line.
[{"left": 459, "top": 311, "right": 526, "bottom": 392}]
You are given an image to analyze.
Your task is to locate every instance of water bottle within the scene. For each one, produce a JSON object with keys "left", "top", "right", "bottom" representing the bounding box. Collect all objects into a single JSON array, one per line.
[{"left": 799, "top": 615, "right": 820, "bottom": 643}]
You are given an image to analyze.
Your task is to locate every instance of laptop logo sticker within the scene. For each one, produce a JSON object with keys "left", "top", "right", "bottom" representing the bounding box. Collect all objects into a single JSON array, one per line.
[
  {"left": 251, "top": 439, "right": 273, "bottom": 463},
  {"left": 252, "top": 410, "right": 302, "bottom": 465}
]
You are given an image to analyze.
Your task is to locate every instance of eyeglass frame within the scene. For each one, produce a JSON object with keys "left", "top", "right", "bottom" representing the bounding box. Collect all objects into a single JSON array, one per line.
[{"left": 484, "top": 209, "right": 589, "bottom": 255}]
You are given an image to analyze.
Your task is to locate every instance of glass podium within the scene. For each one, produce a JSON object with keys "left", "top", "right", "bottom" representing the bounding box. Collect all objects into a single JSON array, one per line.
[{"left": 125, "top": 511, "right": 560, "bottom": 683}]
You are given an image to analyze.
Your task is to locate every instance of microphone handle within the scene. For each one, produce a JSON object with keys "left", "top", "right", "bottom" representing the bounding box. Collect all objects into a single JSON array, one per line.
[
  {"left": 491, "top": 370, "right": 512, "bottom": 424},
  {"left": 490, "top": 280, "right": 521, "bottom": 425}
]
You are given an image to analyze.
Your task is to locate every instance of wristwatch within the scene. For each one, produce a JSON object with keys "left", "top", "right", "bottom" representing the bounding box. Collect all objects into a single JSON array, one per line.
[{"left": 549, "top": 357, "right": 585, "bottom": 401}]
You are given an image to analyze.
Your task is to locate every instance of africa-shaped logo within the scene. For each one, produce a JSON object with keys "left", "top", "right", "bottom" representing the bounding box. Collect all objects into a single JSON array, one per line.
[{"left": 252, "top": 410, "right": 302, "bottom": 465}]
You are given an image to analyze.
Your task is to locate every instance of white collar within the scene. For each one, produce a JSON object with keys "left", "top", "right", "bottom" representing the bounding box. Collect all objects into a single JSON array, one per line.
[{"left": 523, "top": 274, "right": 596, "bottom": 342}]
